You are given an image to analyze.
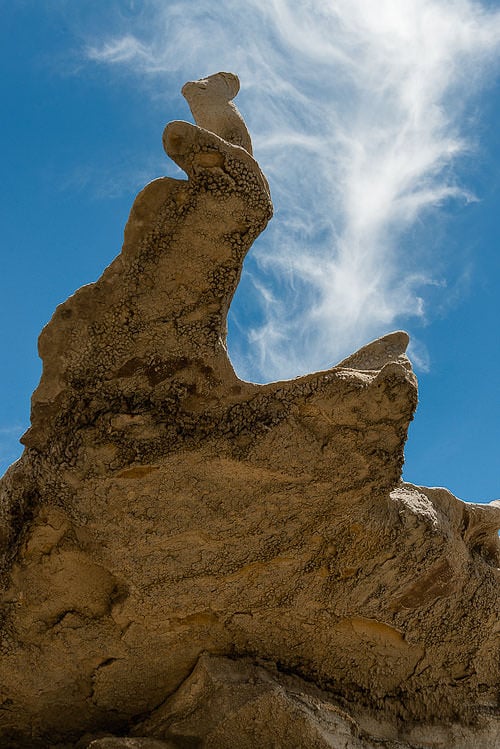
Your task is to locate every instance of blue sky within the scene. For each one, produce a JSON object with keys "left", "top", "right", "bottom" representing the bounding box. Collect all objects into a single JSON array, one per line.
[{"left": 1, "top": 0, "right": 499, "bottom": 503}]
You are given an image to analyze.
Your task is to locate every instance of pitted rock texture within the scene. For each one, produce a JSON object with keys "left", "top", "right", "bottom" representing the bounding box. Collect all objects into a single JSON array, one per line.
[
  {"left": 0, "top": 74, "right": 498, "bottom": 748},
  {"left": 182, "top": 71, "right": 253, "bottom": 155}
]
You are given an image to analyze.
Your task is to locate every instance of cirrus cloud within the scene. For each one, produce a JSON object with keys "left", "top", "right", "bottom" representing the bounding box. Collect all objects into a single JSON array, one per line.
[{"left": 85, "top": 0, "right": 500, "bottom": 381}]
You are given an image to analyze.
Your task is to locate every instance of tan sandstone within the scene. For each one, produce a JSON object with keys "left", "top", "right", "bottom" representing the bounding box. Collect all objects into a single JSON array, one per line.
[
  {"left": 182, "top": 71, "right": 253, "bottom": 155},
  {"left": 0, "top": 73, "right": 498, "bottom": 748}
]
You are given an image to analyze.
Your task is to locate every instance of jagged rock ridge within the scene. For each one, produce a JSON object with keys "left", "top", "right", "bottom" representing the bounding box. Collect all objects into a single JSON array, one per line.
[{"left": 0, "top": 72, "right": 498, "bottom": 748}]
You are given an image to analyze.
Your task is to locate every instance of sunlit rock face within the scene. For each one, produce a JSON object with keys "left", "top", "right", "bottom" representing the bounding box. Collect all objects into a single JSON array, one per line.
[{"left": 0, "top": 73, "right": 498, "bottom": 749}]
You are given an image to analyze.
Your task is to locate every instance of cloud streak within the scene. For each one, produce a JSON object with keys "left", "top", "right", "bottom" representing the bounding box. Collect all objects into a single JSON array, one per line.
[{"left": 85, "top": 0, "right": 500, "bottom": 381}]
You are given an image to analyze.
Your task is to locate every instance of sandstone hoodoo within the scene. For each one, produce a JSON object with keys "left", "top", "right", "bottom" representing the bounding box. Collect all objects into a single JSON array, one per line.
[{"left": 0, "top": 73, "right": 498, "bottom": 748}]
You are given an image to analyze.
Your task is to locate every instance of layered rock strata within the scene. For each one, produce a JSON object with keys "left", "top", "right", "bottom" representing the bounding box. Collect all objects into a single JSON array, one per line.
[{"left": 0, "top": 74, "right": 498, "bottom": 748}]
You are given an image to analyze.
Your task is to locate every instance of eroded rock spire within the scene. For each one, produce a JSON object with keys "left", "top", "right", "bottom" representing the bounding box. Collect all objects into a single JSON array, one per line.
[
  {"left": 182, "top": 71, "right": 253, "bottom": 154},
  {"left": 0, "top": 73, "right": 498, "bottom": 749}
]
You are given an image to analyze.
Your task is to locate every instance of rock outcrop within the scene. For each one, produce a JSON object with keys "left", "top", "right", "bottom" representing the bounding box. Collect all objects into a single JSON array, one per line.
[
  {"left": 182, "top": 71, "right": 253, "bottom": 155},
  {"left": 0, "top": 73, "right": 498, "bottom": 748}
]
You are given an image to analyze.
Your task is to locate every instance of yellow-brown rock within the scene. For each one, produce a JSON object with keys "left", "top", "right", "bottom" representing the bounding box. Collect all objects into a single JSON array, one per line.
[{"left": 0, "top": 74, "right": 498, "bottom": 748}]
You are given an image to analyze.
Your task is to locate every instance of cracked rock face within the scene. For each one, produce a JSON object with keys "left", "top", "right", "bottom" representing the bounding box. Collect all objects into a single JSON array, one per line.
[{"left": 0, "top": 74, "right": 499, "bottom": 749}]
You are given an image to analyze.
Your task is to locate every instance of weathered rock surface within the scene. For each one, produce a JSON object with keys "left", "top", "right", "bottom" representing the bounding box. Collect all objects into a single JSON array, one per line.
[
  {"left": 182, "top": 71, "right": 253, "bottom": 155},
  {"left": 134, "top": 654, "right": 499, "bottom": 749},
  {"left": 0, "top": 74, "right": 498, "bottom": 748},
  {"left": 88, "top": 739, "right": 176, "bottom": 749}
]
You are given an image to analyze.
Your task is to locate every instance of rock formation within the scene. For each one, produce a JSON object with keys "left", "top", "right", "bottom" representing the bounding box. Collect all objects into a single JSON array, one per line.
[
  {"left": 182, "top": 71, "right": 253, "bottom": 155},
  {"left": 0, "top": 73, "right": 498, "bottom": 748}
]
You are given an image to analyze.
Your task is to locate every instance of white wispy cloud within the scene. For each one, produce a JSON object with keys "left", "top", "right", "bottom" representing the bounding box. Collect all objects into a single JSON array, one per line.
[
  {"left": 87, "top": 34, "right": 149, "bottom": 64},
  {"left": 84, "top": 0, "right": 500, "bottom": 382}
]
